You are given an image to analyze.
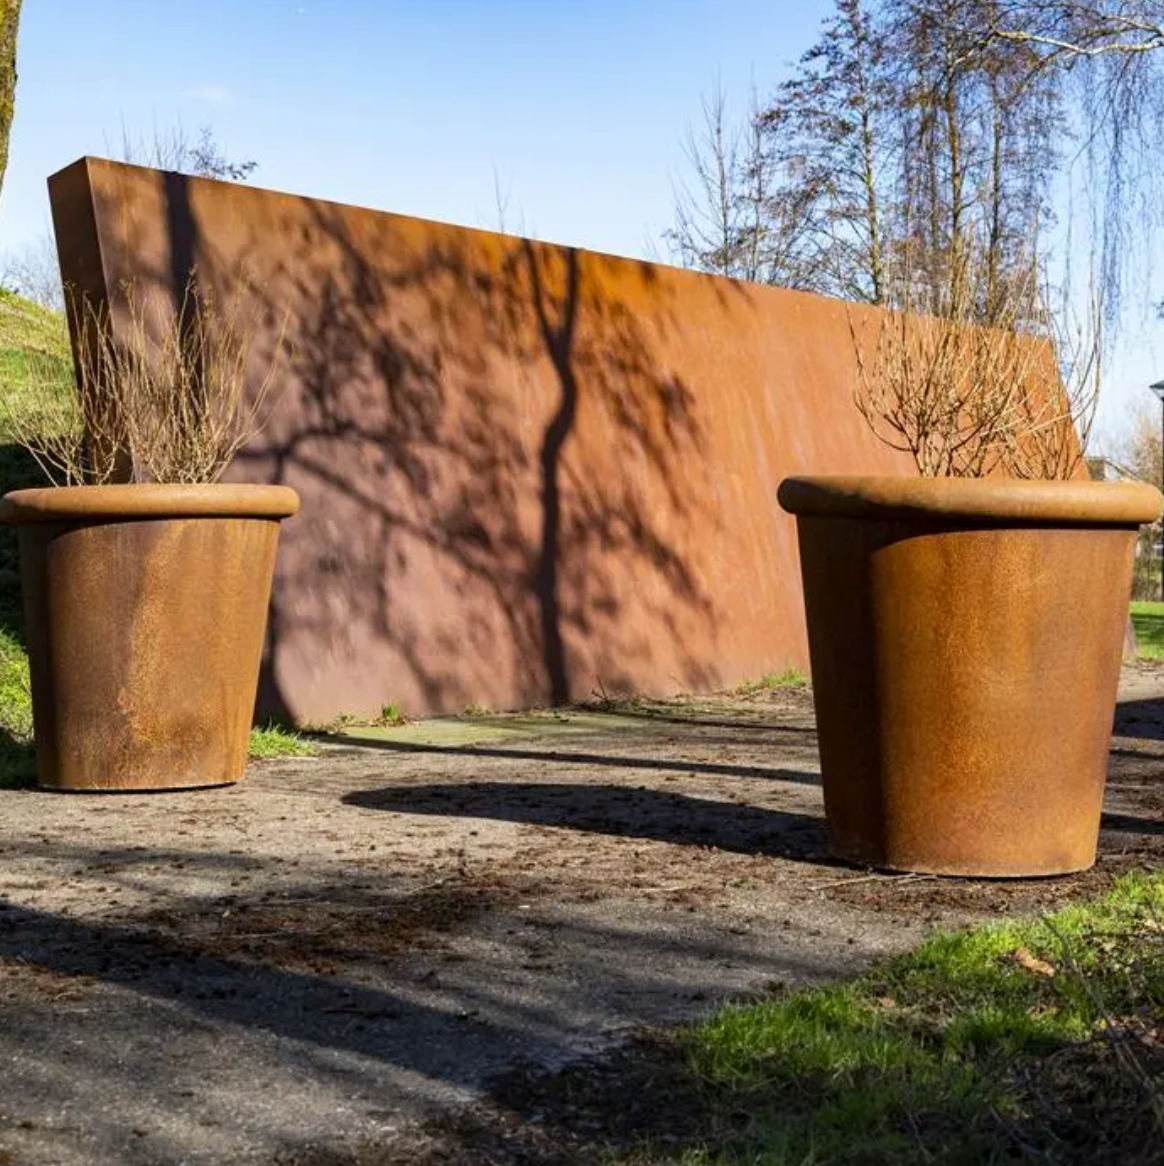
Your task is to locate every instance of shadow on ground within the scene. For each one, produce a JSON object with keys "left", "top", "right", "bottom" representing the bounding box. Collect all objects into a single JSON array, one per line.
[
  {"left": 345, "top": 779, "right": 829, "bottom": 862},
  {"left": 1114, "top": 695, "right": 1164, "bottom": 742},
  {"left": 324, "top": 732, "right": 822, "bottom": 784},
  {"left": 0, "top": 842, "right": 837, "bottom": 1165},
  {"left": 1, "top": 677, "right": 1163, "bottom": 1165}
]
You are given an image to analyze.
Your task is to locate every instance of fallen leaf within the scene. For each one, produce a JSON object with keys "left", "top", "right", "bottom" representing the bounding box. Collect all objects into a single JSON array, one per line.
[{"left": 1011, "top": 947, "right": 1056, "bottom": 978}]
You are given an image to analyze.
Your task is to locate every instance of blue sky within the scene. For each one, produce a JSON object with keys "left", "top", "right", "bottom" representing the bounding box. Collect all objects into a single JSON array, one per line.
[
  {"left": 6, "top": 1, "right": 826, "bottom": 255},
  {"left": 5, "top": 0, "right": 1162, "bottom": 448}
]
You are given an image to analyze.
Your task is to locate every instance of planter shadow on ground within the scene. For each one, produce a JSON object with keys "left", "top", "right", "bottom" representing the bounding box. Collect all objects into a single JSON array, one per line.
[
  {"left": 322, "top": 735, "right": 822, "bottom": 786},
  {"left": 1113, "top": 695, "right": 1164, "bottom": 741},
  {"left": 1100, "top": 810, "right": 1164, "bottom": 836},
  {"left": 344, "top": 780, "right": 831, "bottom": 862},
  {"left": 568, "top": 708, "right": 819, "bottom": 734},
  {"left": 0, "top": 728, "right": 35, "bottom": 787}
]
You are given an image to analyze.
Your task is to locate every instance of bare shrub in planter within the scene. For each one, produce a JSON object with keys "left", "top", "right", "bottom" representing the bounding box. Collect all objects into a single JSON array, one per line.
[
  {"left": 0, "top": 275, "right": 298, "bottom": 791},
  {"left": 850, "top": 241, "right": 1100, "bottom": 480},
  {"left": 3, "top": 275, "right": 286, "bottom": 486},
  {"left": 782, "top": 246, "right": 1158, "bottom": 876}
]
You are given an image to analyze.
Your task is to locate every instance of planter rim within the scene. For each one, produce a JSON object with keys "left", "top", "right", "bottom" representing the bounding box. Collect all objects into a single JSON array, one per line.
[
  {"left": 0, "top": 483, "right": 301, "bottom": 525},
  {"left": 777, "top": 475, "right": 1162, "bottom": 526}
]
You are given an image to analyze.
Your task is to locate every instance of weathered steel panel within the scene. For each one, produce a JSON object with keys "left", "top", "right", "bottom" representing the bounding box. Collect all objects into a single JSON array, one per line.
[{"left": 49, "top": 156, "right": 915, "bottom": 721}]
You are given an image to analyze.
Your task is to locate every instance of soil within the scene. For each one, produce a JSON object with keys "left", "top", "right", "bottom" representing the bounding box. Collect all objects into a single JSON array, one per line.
[{"left": 1, "top": 668, "right": 1162, "bottom": 1165}]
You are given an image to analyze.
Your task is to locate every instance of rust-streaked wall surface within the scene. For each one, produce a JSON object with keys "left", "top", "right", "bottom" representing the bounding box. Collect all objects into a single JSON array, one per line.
[{"left": 49, "top": 156, "right": 917, "bottom": 722}]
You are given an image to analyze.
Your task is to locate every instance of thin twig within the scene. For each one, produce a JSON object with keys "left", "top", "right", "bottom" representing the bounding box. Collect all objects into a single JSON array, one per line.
[{"left": 808, "top": 871, "right": 940, "bottom": 893}]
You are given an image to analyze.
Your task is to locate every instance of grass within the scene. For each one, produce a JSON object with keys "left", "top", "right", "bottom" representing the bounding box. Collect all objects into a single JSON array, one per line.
[
  {"left": 315, "top": 703, "right": 413, "bottom": 731},
  {"left": 1130, "top": 600, "right": 1164, "bottom": 660},
  {"left": 247, "top": 723, "right": 317, "bottom": 759},
  {"left": 377, "top": 702, "right": 409, "bottom": 726},
  {"left": 608, "top": 873, "right": 1164, "bottom": 1165},
  {"left": 734, "top": 667, "right": 809, "bottom": 696},
  {"left": 0, "top": 288, "right": 70, "bottom": 355},
  {"left": 0, "top": 290, "right": 73, "bottom": 626},
  {"left": 0, "top": 287, "right": 74, "bottom": 443},
  {"left": 0, "top": 624, "right": 35, "bottom": 788}
]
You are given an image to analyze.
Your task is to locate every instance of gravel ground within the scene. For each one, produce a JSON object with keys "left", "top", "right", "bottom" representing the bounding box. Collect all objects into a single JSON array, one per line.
[{"left": 1, "top": 671, "right": 1162, "bottom": 1165}]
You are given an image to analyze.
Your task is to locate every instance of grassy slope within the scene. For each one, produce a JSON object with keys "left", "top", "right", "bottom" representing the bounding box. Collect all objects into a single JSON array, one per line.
[
  {"left": 0, "top": 292, "right": 312, "bottom": 786},
  {"left": 0, "top": 287, "right": 72, "bottom": 364}
]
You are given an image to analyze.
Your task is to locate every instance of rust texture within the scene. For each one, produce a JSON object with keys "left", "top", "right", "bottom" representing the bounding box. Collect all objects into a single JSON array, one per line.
[
  {"left": 779, "top": 476, "right": 1163, "bottom": 877},
  {"left": 51, "top": 156, "right": 937, "bottom": 721},
  {"left": 0, "top": 484, "right": 299, "bottom": 791}
]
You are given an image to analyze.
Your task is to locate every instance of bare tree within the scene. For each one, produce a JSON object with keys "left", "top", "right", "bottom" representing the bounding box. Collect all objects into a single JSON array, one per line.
[
  {"left": 666, "top": 83, "right": 823, "bottom": 286},
  {"left": 667, "top": 84, "right": 753, "bottom": 279},
  {"left": 989, "top": 3, "right": 1164, "bottom": 64},
  {"left": 763, "top": 0, "right": 893, "bottom": 302},
  {"left": 1, "top": 231, "right": 63, "bottom": 312},
  {"left": 980, "top": 2, "right": 1164, "bottom": 321},
  {"left": 1114, "top": 402, "right": 1163, "bottom": 486},
  {"left": 2, "top": 125, "right": 259, "bottom": 312},
  {"left": 668, "top": 0, "right": 1120, "bottom": 475},
  {"left": 1109, "top": 397, "right": 1163, "bottom": 594},
  {"left": 670, "top": 0, "right": 1064, "bottom": 320},
  {"left": 873, "top": 0, "right": 1066, "bottom": 321},
  {"left": 490, "top": 167, "right": 530, "bottom": 237},
  {"left": 112, "top": 122, "right": 258, "bottom": 182}
]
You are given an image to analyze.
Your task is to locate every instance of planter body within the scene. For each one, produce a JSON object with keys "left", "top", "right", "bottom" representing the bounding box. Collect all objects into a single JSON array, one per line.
[
  {"left": 0, "top": 485, "right": 299, "bottom": 791},
  {"left": 778, "top": 476, "right": 1163, "bottom": 877}
]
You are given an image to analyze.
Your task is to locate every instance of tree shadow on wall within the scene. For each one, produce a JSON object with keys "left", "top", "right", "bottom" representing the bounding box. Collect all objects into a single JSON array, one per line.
[{"left": 153, "top": 184, "right": 724, "bottom": 720}]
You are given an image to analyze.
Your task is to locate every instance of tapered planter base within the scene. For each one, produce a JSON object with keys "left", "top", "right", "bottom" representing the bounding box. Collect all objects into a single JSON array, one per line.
[
  {"left": 0, "top": 484, "right": 299, "bottom": 791},
  {"left": 778, "top": 476, "right": 1163, "bottom": 877}
]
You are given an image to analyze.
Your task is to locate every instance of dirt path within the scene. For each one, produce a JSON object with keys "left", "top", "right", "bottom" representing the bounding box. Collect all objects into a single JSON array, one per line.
[{"left": 1, "top": 672, "right": 1163, "bottom": 1165}]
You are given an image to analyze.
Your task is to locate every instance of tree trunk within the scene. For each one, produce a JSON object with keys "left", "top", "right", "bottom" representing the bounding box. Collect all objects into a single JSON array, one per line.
[{"left": 0, "top": 0, "right": 22, "bottom": 210}]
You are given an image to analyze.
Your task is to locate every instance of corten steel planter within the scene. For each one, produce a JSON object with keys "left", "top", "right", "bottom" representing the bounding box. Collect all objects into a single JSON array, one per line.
[
  {"left": 0, "top": 484, "right": 300, "bottom": 791},
  {"left": 777, "top": 476, "right": 1163, "bottom": 877}
]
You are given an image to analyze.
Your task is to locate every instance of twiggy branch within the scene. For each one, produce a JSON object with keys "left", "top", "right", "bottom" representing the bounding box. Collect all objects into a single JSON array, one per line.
[{"left": 993, "top": 26, "right": 1164, "bottom": 60}]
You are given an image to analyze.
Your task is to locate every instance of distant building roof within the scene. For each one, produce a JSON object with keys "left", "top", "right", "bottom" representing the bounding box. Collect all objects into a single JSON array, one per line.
[{"left": 1087, "top": 456, "right": 1149, "bottom": 483}]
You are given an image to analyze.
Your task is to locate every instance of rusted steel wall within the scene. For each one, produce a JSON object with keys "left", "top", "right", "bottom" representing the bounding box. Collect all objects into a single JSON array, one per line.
[{"left": 49, "top": 156, "right": 918, "bottom": 722}]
